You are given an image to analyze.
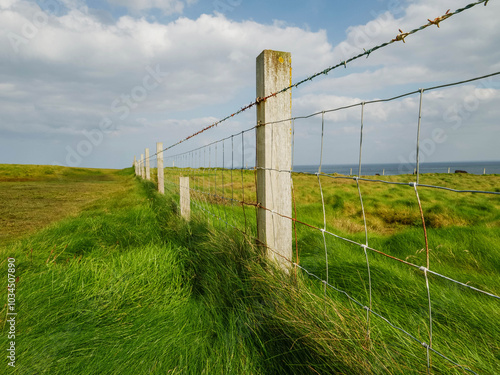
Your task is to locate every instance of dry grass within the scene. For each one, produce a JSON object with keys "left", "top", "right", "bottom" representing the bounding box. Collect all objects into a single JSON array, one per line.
[{"left": 0, "top": 164, "right": 127, "bottom": 243}]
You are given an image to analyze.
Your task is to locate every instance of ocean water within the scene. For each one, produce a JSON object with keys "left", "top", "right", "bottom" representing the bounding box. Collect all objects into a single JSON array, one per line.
[{"left": 294, "top": 161, "right": 500, "bottom": 176}]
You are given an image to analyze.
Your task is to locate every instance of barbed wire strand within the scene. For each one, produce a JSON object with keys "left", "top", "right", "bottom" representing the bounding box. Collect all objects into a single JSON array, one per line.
[{"left": 142, "top": 0, "right": 491, "bottom": 162}]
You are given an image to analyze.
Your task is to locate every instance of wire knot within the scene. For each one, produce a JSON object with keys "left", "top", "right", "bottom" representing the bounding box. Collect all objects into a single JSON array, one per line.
[
  {"left": 421, "top": 342, "right": 430, "bottom": 349},
  {"left": 392, "top": 29, "right": 409, "bottom": 43},
  {"left": 419, "top": 266, "right": 428, "bottom": 272},
  {"left": 256, "top": 97, "right": 266, "bottom": 104},
  {"left": 427, "top": 9, "right": 451, "bottom": 28}
]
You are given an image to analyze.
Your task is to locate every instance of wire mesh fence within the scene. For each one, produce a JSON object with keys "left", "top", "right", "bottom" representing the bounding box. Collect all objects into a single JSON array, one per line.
[
  {"left": 135, "top": 1, "right": 499, "bottom": 372},
  {"left": 150, "top": 72, "right": 500, "bottom": 374}
]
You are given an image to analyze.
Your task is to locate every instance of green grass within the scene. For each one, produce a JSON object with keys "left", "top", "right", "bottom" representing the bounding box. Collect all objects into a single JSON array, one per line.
[
  {"left": 162, "top": 167, "right": 500, "bottom": 374},
  {"left": 1, "top": 165, "right": 499, "bottom": 374},
  {"left": 0, "top": 165, "right": 390, "bottom": 374}
]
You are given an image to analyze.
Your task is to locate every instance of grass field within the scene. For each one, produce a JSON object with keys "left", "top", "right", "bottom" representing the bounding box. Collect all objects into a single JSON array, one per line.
[
  {"left": 162, "top": 166, "right": 500, "bottom": 374},
  {"left": 0, "top": 165, "right": 129, "bottom": 243},
  {"left": 1, "top": 164, "right": 499, "bottom": 374}
]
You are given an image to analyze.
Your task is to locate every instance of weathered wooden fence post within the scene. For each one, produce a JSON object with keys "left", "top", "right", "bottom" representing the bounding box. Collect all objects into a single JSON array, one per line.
[
  {"left": 256, "top": 50, "right": 293, "bottom": 271},
  {"left": 180, "top": 177, "right": 190, "bottom": 221},
  {"left": 157, "top": 143, "right": 164, "bottom": 194},
  {"left": 140, "top": 154, "right": 145, "bottom": 179},
  {"left": 145, "top": 148, "right": 151, "bottom": 180}
]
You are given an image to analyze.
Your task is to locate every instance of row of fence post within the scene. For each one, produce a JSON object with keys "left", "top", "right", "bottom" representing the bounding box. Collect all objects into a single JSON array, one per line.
[
  {"left": 134, "top": 143, "right": 191, "bottom": 221},
  {"left": 133, "top": 49, "right": 293, "bottom": 271}
]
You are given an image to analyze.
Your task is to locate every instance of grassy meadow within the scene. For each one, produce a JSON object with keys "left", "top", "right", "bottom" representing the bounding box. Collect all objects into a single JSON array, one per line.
[
  {"left": 0, "top": 164, "right": 499, "bottom": 374},
  {"left": 162, "top": 166, "right": 500, "bottom": 374}
]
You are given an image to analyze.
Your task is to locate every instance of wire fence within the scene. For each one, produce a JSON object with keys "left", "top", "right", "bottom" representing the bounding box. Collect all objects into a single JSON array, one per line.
[
  {"left": 135, "top": 1, "right": 499, "bottom": 373},
  {"left": 149, "top": 71, "right": 500, "bottom": 374}
]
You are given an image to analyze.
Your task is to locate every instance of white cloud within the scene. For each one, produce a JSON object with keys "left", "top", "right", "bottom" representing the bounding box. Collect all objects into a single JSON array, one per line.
[
  {"left": 0, "top": 0, "right": 498, "bottom": 167},
  {"left": 0, "top": 1, "right": 338, "bottom": 168},
  {"left": 105, "top": 0, "right": 191, "bottom": 15},
  {"left": 0, "top": 0, "right": 18, "bottom": 9}
]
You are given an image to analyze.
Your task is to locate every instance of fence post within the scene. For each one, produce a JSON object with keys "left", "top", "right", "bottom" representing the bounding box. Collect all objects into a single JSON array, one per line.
[
  {"left": 140, "top": 154, "right": 145, "bottom": 179},
  {"left": 145, "top": 148, "right": 151, "bottom": 180},
  {"left": 157, "top": 143, "right": 164, "bottom": 194},
  {"left": 180, "top": 177, "right": 190, "bottom": 220},
  {"left": 134, "top": 155, "right": 137, "bottom": 176},
  {"left": 256, "top": 50, "right": 293, "bottom": 271}
]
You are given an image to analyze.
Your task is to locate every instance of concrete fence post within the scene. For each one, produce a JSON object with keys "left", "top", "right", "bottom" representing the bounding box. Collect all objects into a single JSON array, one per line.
[
  {"left": 256, "top": 50, "right": 293, "bottom": 271},
  {"left": 157, "top": 142, "right": 164, "bottom": 194},
  {"left": 180, "top": 177, "right": 190, "bottom": 221},
  {"left": 145, "top": 148, "right": 151, "bottom": 180},
  {"left": 141, "top": 154, "right": 145, "bottom": 179}
]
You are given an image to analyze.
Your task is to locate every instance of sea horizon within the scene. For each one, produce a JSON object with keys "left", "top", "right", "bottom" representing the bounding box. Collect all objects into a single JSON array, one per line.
[{"left": 293, "top": 160, "right": 500, "bottom": 176}]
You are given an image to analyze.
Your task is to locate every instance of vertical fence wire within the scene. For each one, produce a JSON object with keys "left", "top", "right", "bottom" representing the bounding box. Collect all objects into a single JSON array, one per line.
[
  {"left": 423, "top": 267, "right": 433, "bottom": 374},
  {"left": 358, "top": 102, "right": 365, "bottom": 177},
  {"left": 241, "top": 131, "right": 248, "bottom": 234},
  {"left": 222, "top": 140, "right": 228, "bottom": 228},
  {"left": 357, "top": 102, "right": 372, "bottom": 340},
  {"left": 413, "top": 181, "right": 433, "bottom": 372},
  {"left": 416, "top": 88, "right": 424, "bottom": 185},
  {"left": 317, "top": 112, "right": 329, "bottom": 295}
]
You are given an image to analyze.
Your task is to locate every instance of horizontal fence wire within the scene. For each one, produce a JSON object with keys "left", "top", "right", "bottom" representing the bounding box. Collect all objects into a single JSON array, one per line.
[{"left": 151, "top": 71, "right": 500, "bottom": 374}]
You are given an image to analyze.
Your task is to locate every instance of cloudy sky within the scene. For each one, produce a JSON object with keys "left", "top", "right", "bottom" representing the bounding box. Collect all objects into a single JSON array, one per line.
[{"left": 0, "top": 0, "right": 499, "bottom": 169}]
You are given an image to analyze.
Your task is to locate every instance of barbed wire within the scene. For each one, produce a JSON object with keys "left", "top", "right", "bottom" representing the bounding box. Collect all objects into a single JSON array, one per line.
[
  {"left": 140, "top": 0, "right": 492, "bottom": 162},
  {"left": 135, "top": 2, "right": 498, "bottom": 371},
  {"left": 153, "top": 71, "right": 500, "bottom": 197},
  {"left": 150, "top": 67, "right": 500, "bottom": 373}
]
